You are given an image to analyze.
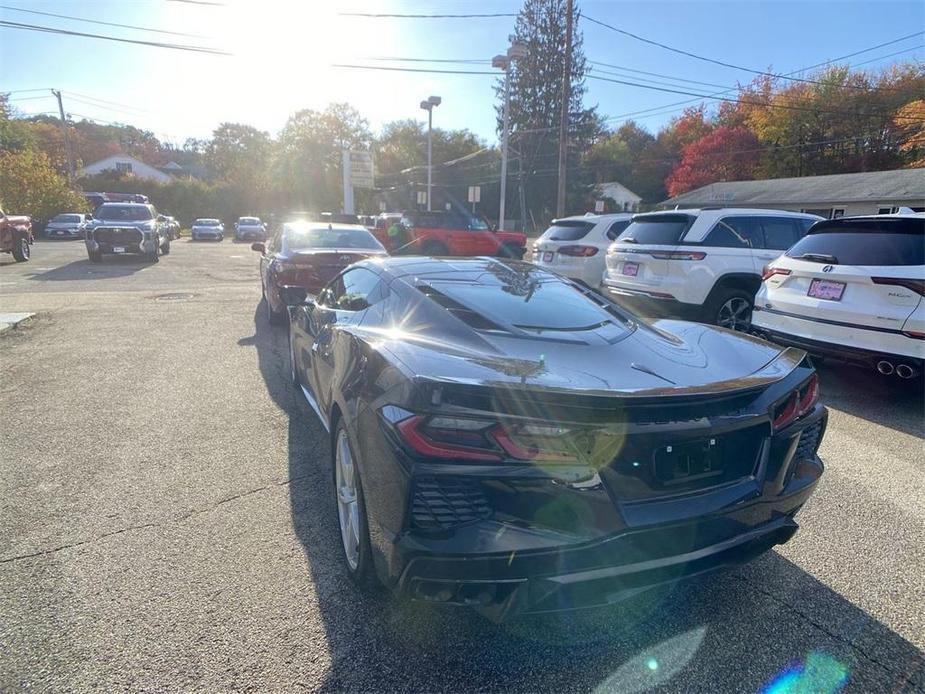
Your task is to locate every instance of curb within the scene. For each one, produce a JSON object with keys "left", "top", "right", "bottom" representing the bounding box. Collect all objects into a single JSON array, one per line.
[{"left": 0, "top": 312, "right": 36, "bottom": 334}]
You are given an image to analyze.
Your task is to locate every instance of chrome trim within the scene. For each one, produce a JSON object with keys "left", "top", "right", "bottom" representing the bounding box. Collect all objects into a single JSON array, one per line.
[{"left": 300, "top": 384, "right": 330, "bottom": 432}]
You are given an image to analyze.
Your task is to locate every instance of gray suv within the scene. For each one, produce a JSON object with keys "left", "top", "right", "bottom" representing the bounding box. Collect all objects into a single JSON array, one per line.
[{"left": 85, "top": 203, "right": 171, "bottom": 263}]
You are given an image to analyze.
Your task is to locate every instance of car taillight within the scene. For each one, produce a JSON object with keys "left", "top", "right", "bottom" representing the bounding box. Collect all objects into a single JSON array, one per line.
[
  {"left": 772, "top": 373, "right": 819, "bottom": 431},
  {"left": 649, "top": 250, "right": 706, "bottom": 260},
  {"left": 558, "top": 245, "right": 599, "bottom": 257},
  {"left": 871, "top": 277, "right": 925, "bottom": 297},
  {"left": 383, "top": 408, "right": 577, "bottom": 462},
  {"left": 762, "top": 266, "right": 792, "bottom": 281}
]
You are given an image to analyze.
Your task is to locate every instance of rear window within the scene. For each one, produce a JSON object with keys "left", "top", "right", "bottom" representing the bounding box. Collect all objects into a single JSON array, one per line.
[
  {"left": 540, "top": 220, "right": 595, "bottom": 242},
  {"left": 424, "top": 279, "right": 624, "bottom": 332},
  {"left": 53, "top": 214, "right": 82, "bottom": 223},
  {"left": 96, "top": 205, "right": 153, "bottom": 222},
  {"left": 618, "top": 214, "right": 693, "bottom": 245},
  {"left": 787, "top": 218, "right": 924, "bottom": 266},
  {"left": 195, "top": 219, "right": 220, "bottom": 226},
  {"left": 285, "top": 227, "right": 384, "bottom": 251},
  {"left": 239, "top": 217, "right": 261, "bottom": 224}
]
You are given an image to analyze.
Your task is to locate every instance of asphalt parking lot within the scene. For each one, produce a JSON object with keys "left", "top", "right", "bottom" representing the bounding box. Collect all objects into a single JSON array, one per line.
[{"left": 1, "top": 239, "right": 923, "bottom": 693}]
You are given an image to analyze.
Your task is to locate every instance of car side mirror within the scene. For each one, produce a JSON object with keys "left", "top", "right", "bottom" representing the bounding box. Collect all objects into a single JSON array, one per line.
[
  {"left": 278, "top": 285, "right": 311, "bottom": 307},
  {"left": 251, "top": 242, "right": 265, "bottom": 253}
]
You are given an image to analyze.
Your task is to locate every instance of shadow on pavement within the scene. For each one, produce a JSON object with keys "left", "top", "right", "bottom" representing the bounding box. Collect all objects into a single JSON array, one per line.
[
  {"left": 24, "top": 256, "right": 156, "bottom": 281},
  {"left": 815, "top": 361, "right": 924, "bottom": 438},
  {"left": 244, "top": 301, "right": 924, "bottom": 693}
]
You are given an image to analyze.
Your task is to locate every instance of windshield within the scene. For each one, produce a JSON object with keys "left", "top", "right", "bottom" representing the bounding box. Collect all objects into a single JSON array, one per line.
[
  {"left": 285, "top": 227, "right": 384, "bottom": 250},
  {"left": 425, "top": 279, "right": 624, "bottom": 332},
  {"left": 195, "top": 219, "right": 220, "bottom": 226},
  {"left": 239, "top": 217, "right": 261, "bottom": 224},
  {"left": 52, "top": 214, "right": 82, "bottom": 223},
  {"left": 618, "top": 215, "right": 693, "bottom": 245},
  {"left": 787, "top": 217, "right": 924, "bottom": 266},
  {"left": 96, "top": 205, "right": 154, "bottom": 222},
  {"left": 540, "top": 220, "right": 595, "bottom": 241}
]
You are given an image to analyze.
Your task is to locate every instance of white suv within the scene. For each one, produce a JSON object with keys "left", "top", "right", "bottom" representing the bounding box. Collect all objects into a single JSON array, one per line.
[
  {"left": 532, "top": 213, "right": 633, "bottom": 287},
  {"left": 753, "top": 212, "right": 924, "bottom": 378},
  {"left": 603, "top": 208, "right": 822, "bottom": 330}
]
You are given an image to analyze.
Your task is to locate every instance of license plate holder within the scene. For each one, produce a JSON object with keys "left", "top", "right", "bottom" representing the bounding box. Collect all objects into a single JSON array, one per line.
[
  {"left": 112, "top": 246, "right": 125, "bottom": 253},
  {"left": 807, "top": 278, "right": 845, "bottom": 301},
  {"left": 543, "top": 251, "right": 553, "bottom": 262},
  {"left": 653, "top": 438, "right": 723, "bottom": 486},
  {"left": 622, "top": 261, "right": 639, "bottom": 277}
]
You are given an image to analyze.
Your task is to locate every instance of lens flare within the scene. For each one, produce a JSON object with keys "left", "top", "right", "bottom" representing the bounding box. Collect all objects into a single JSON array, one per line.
[{"left": 762, "top": 652, "right": 849, "bottom": 694}]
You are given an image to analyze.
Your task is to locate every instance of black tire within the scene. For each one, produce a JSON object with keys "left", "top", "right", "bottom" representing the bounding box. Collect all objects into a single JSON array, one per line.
[
  {"left": 709, "top": 287, "right": 753, "bottom": 332},
  {"left": 332, "top": 419, "right": 377, "bottom": 588},
  {"left": 498, "top": 243, "right": 524, "bottom": 259},
  {"left": 289, "top": 329, "right": 300, "bottom": 386},
  {"left": 88, "top": 250, "right": 102, "bottom": 263},
  {"left": 11, "top": 236, "right": 30, "bottom": 262},
  {"left": 146, "top": 240, "right": 160, "bottom": 264},
  {"left": 420, "top": 240, "right": 449, "bottom": 256},
  {"left": 217, "top": 235, "right": 224, "bottom": 242},
  {"left": 161, "top": 238, "right": 171, "bottom": 255}
]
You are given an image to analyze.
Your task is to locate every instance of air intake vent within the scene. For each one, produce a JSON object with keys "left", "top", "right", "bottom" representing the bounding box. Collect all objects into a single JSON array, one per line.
[
  {"left": 794, "top": 419, "right": 823, "bottom": 461},
  {"left": 411, "top": 477, "right": 491, "bottom": 529}
]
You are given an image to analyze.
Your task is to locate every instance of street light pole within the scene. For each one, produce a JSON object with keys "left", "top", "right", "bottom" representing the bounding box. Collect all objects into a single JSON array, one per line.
[
  {"left": 493, "top": 41, "right": 526, "bottom": 231},
  {"left": 420, "top": 95, "right": 441, "bottom": 212}
]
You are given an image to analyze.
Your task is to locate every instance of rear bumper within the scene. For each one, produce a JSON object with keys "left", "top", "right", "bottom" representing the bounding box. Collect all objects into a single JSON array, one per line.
[
  {"left": 753, "top": 306, "right": 925, "bottom": 365},
  {"left": 372, "top": 403, "right": 827, "bottom": 620},
  {"left": 603, "top": 282, "right": 702, "bottom": 320}
]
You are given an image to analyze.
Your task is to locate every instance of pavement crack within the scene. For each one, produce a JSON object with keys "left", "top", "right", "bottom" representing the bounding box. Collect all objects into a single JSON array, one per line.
[
  {"left": 735, "top": 572, "right": 923, "bottom": 682},
  {"left": 0, "top": 474, "right": 312, "bottom": 565}
]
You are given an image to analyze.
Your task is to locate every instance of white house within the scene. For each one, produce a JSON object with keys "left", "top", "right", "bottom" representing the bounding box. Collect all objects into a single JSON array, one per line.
[
  {"left": 595, "top": 181, "right": 643, "bottom": 212},
  {"left": 77, "top": 154, "right": 173, "bottom": 183}
]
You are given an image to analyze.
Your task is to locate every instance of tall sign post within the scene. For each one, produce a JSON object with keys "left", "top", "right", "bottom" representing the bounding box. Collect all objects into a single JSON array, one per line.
[{"left": 342, "top": 150, "right": 375, "bottom": 215}]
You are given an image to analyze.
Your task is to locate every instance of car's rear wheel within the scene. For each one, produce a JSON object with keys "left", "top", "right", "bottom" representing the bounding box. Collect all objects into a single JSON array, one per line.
[
  {"left": 333, "top": 421, "right": 376, "bottom": 586},
  {"left": 161, "top": 238, "right": 171, "bottom": 255},
  {"left": 421, "top": 240, "right": 448, "bottom": 256},
  {"left": 712, "top": 289, "right": 753, "bottom": 332},
  {"left": 11, "top": 237, "right": 30, "bottom": 262},
  {"left": 266, "top": 294, "right": 287, "bottom": 326},
  {"left": 88, "top": 250, "right": 102, "bottom": 263},
  {"left": 146, "top": 240, "right": 160, "bottom": 264},
  {"left": 498, "top": 243, "right": 524, "bottom": 259}
]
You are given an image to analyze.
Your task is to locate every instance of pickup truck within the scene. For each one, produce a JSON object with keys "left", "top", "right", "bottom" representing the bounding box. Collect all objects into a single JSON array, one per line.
[
  {"left": 0, "top": 206, "right": 34, "bottom": 262},
  {"left": 372, "top": 210, "right": 527, "bottom": 258}
]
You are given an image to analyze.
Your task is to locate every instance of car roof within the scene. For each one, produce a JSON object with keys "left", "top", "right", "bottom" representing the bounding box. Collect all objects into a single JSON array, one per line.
[
  {"left": 552, "top": 212, "right": 634, "bottom": 224},
  {"left": 282, "top": 221, "right": 371, "bottom": 232},
  {"left": 643, "top": 208, "right": 820, "bottom": 218},
  {"left": 99, "top": 202, "right": 148, "bottom": 207},
  {"left": 826, "top": 211, "right": 925, "bottom": 221}
]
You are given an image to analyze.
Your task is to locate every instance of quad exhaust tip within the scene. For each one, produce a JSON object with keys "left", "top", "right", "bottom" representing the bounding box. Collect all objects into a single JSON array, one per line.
[
  {"left": 877, "top": 360, "right": 894, "bottom": 375},
  {"left": 896, "top": 364, "right": 917, "bottom": 379}
]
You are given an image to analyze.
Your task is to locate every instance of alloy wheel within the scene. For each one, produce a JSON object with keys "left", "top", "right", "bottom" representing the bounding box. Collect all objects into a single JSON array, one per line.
[
  {"left": 335, "top": 429, "right": 360, "bottom": 571},
  {"left": 20, "top": 238, "right": 30, "bottom": 260},
  {"left": 717, "top": 297, "right": 752, "bottom": 332}
]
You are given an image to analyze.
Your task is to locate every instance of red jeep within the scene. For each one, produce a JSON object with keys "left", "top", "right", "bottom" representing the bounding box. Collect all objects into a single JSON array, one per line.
[
  {"left": 373, "top": 210, "right": 526, "bottom": 258},
  {"left": 0, "top": 206, "right": 33, "bottom": 262}
]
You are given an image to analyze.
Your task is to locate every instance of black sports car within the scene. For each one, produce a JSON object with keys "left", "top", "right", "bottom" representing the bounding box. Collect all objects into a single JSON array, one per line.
[{"left": 281, "top": 257, "right": 826, "bottom": 620}]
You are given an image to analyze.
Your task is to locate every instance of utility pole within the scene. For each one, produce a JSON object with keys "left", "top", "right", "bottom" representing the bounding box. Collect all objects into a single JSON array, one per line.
[
  {"left": 52, "top": 89, "right": 76, "bottom": 184},
  {"left": 556, "top": 0, "right": 574, "bottom": 218}
]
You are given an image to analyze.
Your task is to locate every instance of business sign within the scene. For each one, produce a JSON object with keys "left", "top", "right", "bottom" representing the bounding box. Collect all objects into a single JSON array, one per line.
[
  {"left": 349, "top": 151, "right": 375, "bottom": 188},
  {"left": 416, "top": 191, "right": 427, "bottom": 205},
  {"left": 468, "top": 186, "right": 481, "bottom": 203},
  {"left": 594, "top": 199, "right": 605, "bottom": 213}
]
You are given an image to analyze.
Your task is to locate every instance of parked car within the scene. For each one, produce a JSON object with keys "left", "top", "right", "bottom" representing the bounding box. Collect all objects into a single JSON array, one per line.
[
  {"left": 0, "top": 206, "right": 33, "bottom": 262},
  {"left": 753, "top": 212, "right": 924, "bottom": 378},
  {"left": 276, "top": 256, "right": 827, "bottom": 619},
  {"left": 191, "top": 219, "right": 224, "bottom": 241},
  {"left": 234, "top": 216, "right": 267, "bottom": 242},
  {"left": 45, "top": 213, "right": 91, "bottom": 239},
  {"left": 532, "top": 213, "right": 633, "bottom": 287},
  {"left": 371, "top": 210, "right": 527, "bottom": 258},
  {"left": 603, "top": 208, "right": 822, "bottom": 331},
  {"left": 252, "top": 221, "right": 387, "bottom": 325},
  {"left": 85, "top": 202, "right": 170, "bottom": 262},
  {"left": 158, "top": 214, "right": 181, "bottom": 240}
]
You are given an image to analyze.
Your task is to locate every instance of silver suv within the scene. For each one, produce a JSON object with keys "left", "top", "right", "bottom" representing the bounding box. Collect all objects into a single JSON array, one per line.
[{"left": 85, "top": 203, "right": 170, "bottom": 263}]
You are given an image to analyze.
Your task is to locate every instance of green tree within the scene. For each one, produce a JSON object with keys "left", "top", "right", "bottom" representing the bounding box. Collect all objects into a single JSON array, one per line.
[
  {"left": 204, "top": 123, "right": 271, "bottom": 187},
  {"left": 0, "top": 149, "right": 86, "bottom": 221},
  {"left": 497, "top": 0, "right": 600, "bottom": 227}
]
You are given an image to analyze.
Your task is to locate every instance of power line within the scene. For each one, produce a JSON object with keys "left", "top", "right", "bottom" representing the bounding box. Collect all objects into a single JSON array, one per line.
[
  {"left": 0, "top": 20, "right": 230, "bottom": 54},
  {"left": 331, "top": 63, "right": 496, "bottom": 75},
  {"left": 582, "top": 15, "right": 923, "bottom": 93},
  {"left": 0, "top": 4, "right": 210, "bottom": 38},
  {"left": 2, "top": 87, "right": 52, "bottom": 94},
  {"left": 587, "top": 74, "right": 925, "bottom": 123},
  {"left": 589, "top": 61, "right": 740, "bottom": 90},
  {"left": 65, "top": 95, "right": 148, "bottom": 117},
  {"left": 359, "top": 56, "right": 490, "bottom": 65},
  {"left": 339, "top": 12, "right": 516, "bottom": 19},
  {"left": 64, "top": 91, "right": 150, "bottom": 113},
  {"left": 7, "top": 94, "right": 54, "bottom": 102}
]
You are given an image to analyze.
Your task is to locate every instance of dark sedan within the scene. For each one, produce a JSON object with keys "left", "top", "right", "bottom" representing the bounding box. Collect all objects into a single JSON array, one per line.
[
  {"left": 252, "top": 222, "right": 387, "bottom": 325},
  {"left": 278, "top": 257, "right": 827, "bottom": 620}
]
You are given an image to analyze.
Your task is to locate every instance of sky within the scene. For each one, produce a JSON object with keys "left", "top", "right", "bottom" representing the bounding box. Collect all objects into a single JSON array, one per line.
[{"left": 2, "top": 0, "right": 923, "bottom": 150}]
